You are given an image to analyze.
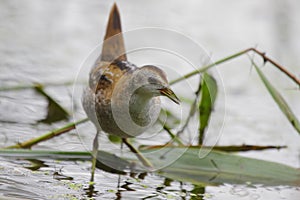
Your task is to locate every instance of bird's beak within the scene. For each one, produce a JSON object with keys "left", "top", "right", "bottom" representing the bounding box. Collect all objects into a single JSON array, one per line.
[{"left": 159, "top": 87, "right": 180, "bottom": 104}]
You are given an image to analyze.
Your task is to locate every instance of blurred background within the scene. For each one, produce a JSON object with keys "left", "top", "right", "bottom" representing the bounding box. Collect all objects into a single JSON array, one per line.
[{"left": 0, "top": 0, "right": 299, "bottom": 199}]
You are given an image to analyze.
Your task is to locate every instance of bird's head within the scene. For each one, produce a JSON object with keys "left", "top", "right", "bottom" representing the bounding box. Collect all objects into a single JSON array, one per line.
[{"left": 133, "top": 65, "right": 180, "bottom": 104}]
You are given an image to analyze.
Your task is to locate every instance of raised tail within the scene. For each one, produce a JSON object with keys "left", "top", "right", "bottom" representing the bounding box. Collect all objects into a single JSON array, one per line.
[{"left": 101, "top": 3, "right": 127, "bottom": 62}]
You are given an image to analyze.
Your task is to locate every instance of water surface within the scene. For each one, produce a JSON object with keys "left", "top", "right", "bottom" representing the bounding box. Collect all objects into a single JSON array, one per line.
[{"left": 0, "top": 0, "right": 299, "bottom": 199}]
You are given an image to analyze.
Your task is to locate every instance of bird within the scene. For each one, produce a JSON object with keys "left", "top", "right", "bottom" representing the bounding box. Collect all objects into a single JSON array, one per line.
[{"left": 82, "top": 3, "right": 179, "bottom": 182}]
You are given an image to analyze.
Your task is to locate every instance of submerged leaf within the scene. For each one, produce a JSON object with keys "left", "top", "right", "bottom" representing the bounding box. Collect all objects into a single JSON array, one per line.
[
  {"left": 142, "top": 147, "right": 300, "bottom": 186},
  {"left": 1, "top": 148, "right": 299, "bottom": 186},
  {"left": 198, "top": 73, "right": 218, "bottom": 144},
  {"left": 190, "top": 185, "right": 205, "bottom": 200},
  {"left": 253, "top": 63, "right": 300, "bottom": 135},
  {"left": 0, "top": 149, "right": 130, "bottom": 175},
  {"left": 96, "top": 150, "right": 130, "bottom": 174},
  {"left": 34, "top": 84, "right": 69, "bottom": 123},
  {"left": 24, "top": 159, "right": 48, "bottom": 171}
]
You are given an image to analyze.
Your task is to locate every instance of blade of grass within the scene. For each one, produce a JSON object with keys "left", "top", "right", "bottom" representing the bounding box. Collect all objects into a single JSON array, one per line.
[
  {"left": 0, "top": 149, "right": 130, "bottom": 174},
  {"left": 0, "top": 149, "right": 91, "bottom": 159},
  {"left": 160, "top": 121, "right": 185, "bottom": 146},
  {"left": 170, "top": 48, "right": 251, "bottom": 85},
  {"left": 34, "top": 84, "right": 70, "bottom": 123},
  {"left": 122, "top": 138, "right": 153, "bottom": 168},
  {"left": 139, "top": 144, "right": 286, "bottom": 152},
  {"left": 249, "top": 48, "right": 300, "bottom": 86},
  {"left": 170, "top": 48, "right": 300, "bottom": 86},
  {"left": 198, "top": 73, "right": 218, "bottom": 144},
  {"left": 142, "top": 147, "right": 300, "bottom": 186},
  {"left": 3, "top": 118, "right": 88, "bottom": 149},
  {"left": 176, "top": 75, "right": 202, "bottom": 137},
  {"left": 0, "top": 81, "right": 82, "bottom": 92},
  {"left": 253, "top": 62, "right": 300, "bottom": 135}
]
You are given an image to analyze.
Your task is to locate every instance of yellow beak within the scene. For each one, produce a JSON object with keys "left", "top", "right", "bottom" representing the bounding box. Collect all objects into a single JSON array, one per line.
[{"left": 159, "top": 87, "right": 180, "bottom": 104}]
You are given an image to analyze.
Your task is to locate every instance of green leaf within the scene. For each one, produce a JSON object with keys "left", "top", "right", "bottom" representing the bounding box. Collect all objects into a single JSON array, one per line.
[
  {"left": 0, "top": 149, "right": 92, "bottom": 160},
  {"left": 0, "top": 149, "right": 129, "bottom": 175},
  {"left": 4, "top": 118, "right": 88, "bottom": 149},
  {"left": 198, "top": 73, "right": 218, "bottom": 144},
  {"left": 108, "top": 135, "right": 122, "bottom": 143},
  {"left": 142, "top": 147, "right": 300, "bottom": 186},
  {"left": 139, "top": 144, "right": 286, "bottom": 152},
  {"left": 190, "top": 185, "right": 205, "bottom": 200},
  {"left": 1, "top": 148, "right": 299, "bottom": 186},
  {"left": 253, "top": 63, "right": 300, "bottom": 134},
  {"left": 34, "top": 84, "right": 69, "bottom": 124},
  {"left": 95, "top": 150, "right": 130, "bottom": 174}
]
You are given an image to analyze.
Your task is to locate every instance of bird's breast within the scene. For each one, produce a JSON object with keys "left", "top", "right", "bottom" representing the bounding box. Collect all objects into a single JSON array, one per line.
[{"left": 84, "top": 60, "right": 162, "bottom": 137}]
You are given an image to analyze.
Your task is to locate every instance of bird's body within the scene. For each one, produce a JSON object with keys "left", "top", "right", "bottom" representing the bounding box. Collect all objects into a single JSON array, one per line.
[
  {"left": 82, "top": 4, "right": 179, "bottom": 139},
  {"left": 82, "top": 3, "right": 179, "bottom": 182},
  {"left": 83, "top": 60, "right": 164, "bottom": 138}
]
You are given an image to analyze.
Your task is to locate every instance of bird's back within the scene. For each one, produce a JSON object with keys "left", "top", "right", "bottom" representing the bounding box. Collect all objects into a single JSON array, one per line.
[
  {"left": 82, "top": 3, "right": 140, "bottom": 136},
  {"left": 88, "top": 2, "right": 132, "bottom": 95}
]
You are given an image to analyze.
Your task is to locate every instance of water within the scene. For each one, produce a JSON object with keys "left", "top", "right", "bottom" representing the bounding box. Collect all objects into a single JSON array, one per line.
[{"left": 0, "top": 0, "right": 300, "bottom": 199}]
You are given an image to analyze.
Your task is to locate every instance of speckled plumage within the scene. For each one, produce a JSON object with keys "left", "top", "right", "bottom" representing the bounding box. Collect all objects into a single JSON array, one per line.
[
  {"left": 82, "top": 59, "right": 144, "bottom": 137},
  {"left": 82, "top": 4, "right": 178, "bottom": 138}
]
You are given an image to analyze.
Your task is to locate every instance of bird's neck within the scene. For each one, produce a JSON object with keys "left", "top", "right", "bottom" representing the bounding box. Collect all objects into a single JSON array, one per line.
[{"left": 129, "top": 92, "right": 159, "bottom": 127}]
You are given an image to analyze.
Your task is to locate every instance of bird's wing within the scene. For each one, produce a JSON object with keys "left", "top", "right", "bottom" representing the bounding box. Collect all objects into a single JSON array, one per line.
[
  {"left": 89, "top": 4, "right": 134, "bottom": 91},
  {"left": 101, "top": 3, "right": 127, "bottom": 62}
]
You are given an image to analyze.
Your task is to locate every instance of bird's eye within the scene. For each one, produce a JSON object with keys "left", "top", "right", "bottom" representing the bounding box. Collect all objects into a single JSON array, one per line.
[{"left": 148, "top": 77, "right": 158, "bottom": 84}]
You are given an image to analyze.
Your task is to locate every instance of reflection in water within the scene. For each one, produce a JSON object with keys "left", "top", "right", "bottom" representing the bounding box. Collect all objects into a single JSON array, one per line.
[
  {"left": 84, "top": 184, "right": 98, "bottom": 199},
  {"left": 23, "top": 159, "right": 48, "bottom": 171}
]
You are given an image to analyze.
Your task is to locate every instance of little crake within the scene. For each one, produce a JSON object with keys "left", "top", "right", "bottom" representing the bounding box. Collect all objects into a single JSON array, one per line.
[{"left": 82, "top": 4, "right": 179, "bottom": 138}]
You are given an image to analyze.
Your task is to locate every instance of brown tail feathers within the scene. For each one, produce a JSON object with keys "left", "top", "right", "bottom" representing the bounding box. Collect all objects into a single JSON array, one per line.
[{"left": 101, "top": 3, "right": 127, "bottom": 62}]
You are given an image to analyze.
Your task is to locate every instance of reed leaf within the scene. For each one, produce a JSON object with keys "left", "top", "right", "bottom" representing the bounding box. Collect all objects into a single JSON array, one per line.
[
  {"left": 34, "top": 84, "right": 69, "bottom": 124},
  {"left": 253, "top": 62, "right": 300, "bottom": 135},
  {"left": 198, "top": 73, "right": 218, "bottom": 144},
  {"left": 142, "top": 147, "right": 300, "bottom": 186}
]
